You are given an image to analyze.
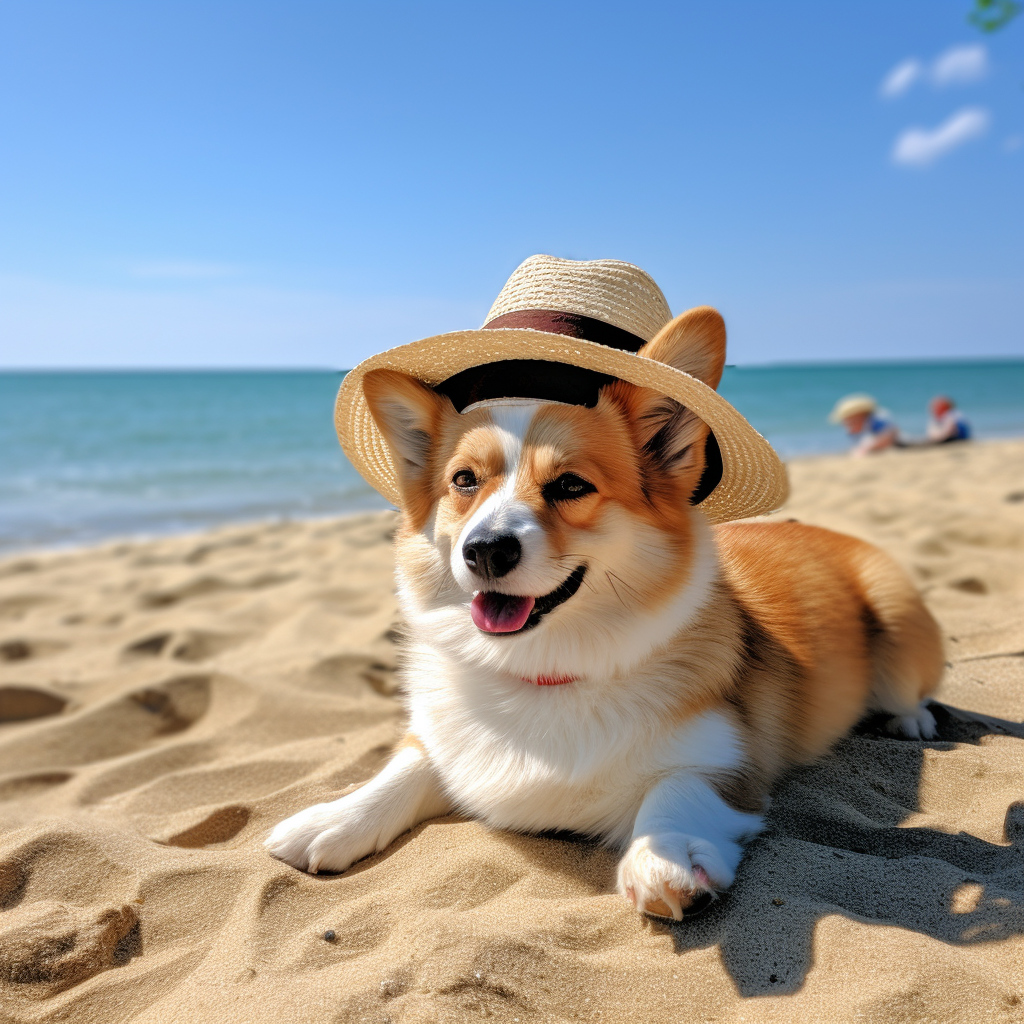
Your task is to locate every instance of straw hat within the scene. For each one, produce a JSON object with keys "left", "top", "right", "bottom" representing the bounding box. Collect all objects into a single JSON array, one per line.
[
  {"left": 828, "top": 394, "right": 877, "bottom": 424},
  {"left": 335, "top": 255, "right": 789, "bottom": 523}
]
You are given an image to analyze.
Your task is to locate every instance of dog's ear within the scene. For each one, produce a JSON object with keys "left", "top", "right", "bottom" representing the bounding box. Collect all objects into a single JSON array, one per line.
[
  {"left": 362, "top": 369, "right": 453, "bottom": 494},
  {"left": 641, "top": 306, "right": 726, "bottom": 389},
  {"left": 602, "top": 307, "right": 726, "bottom": 495}
]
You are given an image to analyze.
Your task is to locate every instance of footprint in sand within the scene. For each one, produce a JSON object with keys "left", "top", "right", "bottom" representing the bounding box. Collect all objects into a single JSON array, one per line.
[
  {"left": 0, "top": 559, "right": 40, "bottom": 578},
  {"left": 0, "top": 639, "right": 65, "bottom": 662},
  {"left": 161, "top": 805, "right": 251, "bottom": 848},
  {"left": 168, "top": 631, "right": 245, "bottom": 663},
  {"left": 138, "top": 576, "right": 232, "bottom": 609},
  {"left": 0, "top": 675, "right": 217, "bottom": 775},
  {"left": 1, "top": 640, "right": 33, "bottom": 661},
  {"left": 305, "top": 621, "right": 403, "bottom": 696},
  {"left": 949, "top": 577, "right": 989, "bottom": 595},
  {"left": 0, "top": 900, "right": 140, "bottom": 997},
  {"left": 122, "top": 632, "right": 173, "bottom": 657},
  {"left": 123, "top": 630, "right": 244, "bottom": 663},
  {"left": 0, "top": 687, "right": 68, "bottom": 723},
  {"left": 127, "top": 676, "right": 213, "bottom": 736},
  {"left": 307, "top": 653, "right": 399, "bottom": 696},
  {"left": 0, "top": 595, "right": 53, "bottom": 622},
  {"left": 138, "top": 572, "right": 294, "bottom": 609},
  {"left": 182, "top": 533, "right": 259, "bottom": 565}
]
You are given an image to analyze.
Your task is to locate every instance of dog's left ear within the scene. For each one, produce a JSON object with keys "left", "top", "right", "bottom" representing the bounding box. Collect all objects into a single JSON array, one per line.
[
  {"left": 603, "top": 307, "right": 726, "bottom": 491},
  {"left": 642, "top": 306, "right": 726, "bottom": 390}
]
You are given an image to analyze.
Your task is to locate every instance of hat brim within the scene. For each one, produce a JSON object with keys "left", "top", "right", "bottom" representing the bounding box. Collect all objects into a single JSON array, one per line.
[{"left": 334, "top": 328, "right": 789, "bottom": 524}]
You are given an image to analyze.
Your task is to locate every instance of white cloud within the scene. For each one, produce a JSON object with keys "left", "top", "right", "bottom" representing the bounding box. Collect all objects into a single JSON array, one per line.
[
  {"left": 892, "top": 107, "right": 990, "bottom": 166},
  {"left": 931, "top": 44, "right": 988, "bottom": 86},
  {"left": 879, "top": 44, "right": 989, "bottom": 98},
  {"left": 880, "top": 59, "right": 922, "bottom": 98},
  {"left": 128, "top": 261, "right": 241, "bottom": 281}
]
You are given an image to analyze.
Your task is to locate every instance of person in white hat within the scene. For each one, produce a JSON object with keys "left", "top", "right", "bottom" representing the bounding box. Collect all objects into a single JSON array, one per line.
[{"left": 828, "top": 393, "right": 900, "bottom": 456}]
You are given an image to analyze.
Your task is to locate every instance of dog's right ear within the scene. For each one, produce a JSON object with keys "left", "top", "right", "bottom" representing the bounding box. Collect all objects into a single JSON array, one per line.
[
  {"left": 362, "top": 370, "right": 453, "bottom": 494},
  {"left": 599, "top": 307, "right": 726, "bottom": 503}
]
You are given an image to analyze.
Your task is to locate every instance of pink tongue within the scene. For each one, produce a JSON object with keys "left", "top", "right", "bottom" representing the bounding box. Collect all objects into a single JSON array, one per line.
[{"left": 470, "top": 591, "right": 536, "bottom": 633}]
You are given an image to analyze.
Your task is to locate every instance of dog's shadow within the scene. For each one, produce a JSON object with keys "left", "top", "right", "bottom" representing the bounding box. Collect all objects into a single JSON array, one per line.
[{"left": 666, "top": 702, "right": 1024, "bottom": 996}]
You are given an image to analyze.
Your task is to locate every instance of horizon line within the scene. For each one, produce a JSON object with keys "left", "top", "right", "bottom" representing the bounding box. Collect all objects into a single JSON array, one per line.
[{"left": 1, "top": 355, "right": 1022, "bottom": 374}]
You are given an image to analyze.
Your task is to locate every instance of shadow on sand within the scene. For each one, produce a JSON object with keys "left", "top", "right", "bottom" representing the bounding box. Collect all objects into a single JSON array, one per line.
[{"left": 665, "top": 702, "right": 1024, "bottom": 995}]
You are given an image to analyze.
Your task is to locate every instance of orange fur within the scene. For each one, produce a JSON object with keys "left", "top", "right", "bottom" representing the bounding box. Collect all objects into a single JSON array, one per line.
[{"left": 712, "top": 521, "right": 943, "bottom": 776}]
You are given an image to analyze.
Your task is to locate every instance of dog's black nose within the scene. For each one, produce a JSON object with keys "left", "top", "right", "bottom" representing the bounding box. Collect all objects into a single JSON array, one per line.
[{"left": 463, "top": 534, "right": 521, "bottom": 580}]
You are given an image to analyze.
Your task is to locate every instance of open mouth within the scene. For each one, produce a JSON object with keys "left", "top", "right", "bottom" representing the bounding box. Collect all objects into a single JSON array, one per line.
[{"left": 470, "top": 565, "right": 587, "bottom": 635}]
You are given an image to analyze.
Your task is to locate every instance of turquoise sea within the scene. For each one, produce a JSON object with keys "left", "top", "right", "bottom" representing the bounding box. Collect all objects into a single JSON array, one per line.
[{"left": 1, "top": 360, "right": 1022, "bottom": 552}]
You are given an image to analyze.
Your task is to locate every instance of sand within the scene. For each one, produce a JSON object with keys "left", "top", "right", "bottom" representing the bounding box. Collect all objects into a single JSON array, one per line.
[{"left": 0, "top": 439, "right": 1022, "bottom": 1024}]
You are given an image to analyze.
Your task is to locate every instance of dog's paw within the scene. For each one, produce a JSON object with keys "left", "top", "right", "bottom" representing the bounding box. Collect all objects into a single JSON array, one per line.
[
  {"left": 265, "top": 798, "right": 377, "bottom": 874},
  {"left": 616, "top": 832, "right": 735, "bottom": 921},
  {"left": 885, "top": 702, "right": 938, "bottom": 740}
]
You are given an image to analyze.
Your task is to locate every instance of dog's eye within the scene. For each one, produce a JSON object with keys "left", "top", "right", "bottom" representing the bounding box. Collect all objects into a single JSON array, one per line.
[
  {"left": 543, "top": 473, "right": 596, "bottom": 502},
  {"left": 452, "top": 469, "right": 478, "bottom": 491}
]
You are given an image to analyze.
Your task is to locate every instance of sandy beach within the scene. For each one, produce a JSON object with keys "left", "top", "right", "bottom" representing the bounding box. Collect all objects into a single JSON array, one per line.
[{"left": 0, "top": 439, "right": 1022, "bottom": 1023}]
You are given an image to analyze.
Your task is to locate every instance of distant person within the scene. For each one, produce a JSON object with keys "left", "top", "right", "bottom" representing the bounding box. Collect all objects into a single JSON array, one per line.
[
  {"left": 926, "top": 395, "right": 971, "bottom": 444},
  {"left": 828, "top": 393, "right": 900, "bottom": 456}
]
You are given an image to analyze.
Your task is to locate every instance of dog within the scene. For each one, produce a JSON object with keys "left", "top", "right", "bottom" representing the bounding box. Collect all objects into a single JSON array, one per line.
[{"left": 266, "top": 305, "right": 943, "bottom": 919}]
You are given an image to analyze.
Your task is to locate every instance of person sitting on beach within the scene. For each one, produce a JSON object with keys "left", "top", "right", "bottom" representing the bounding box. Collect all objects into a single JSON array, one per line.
[
  {"left": 926, "top": 395, "right": 971, "bottom": 444},
  {"left": 828, "top": 393, "right": 900, "bottom": 457}
]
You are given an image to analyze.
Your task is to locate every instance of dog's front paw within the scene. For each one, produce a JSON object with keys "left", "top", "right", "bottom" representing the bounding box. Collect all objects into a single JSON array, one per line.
[
  {"left": 885, "top": 702, "right": 938, "bottom": 740},
  {"left": 265, "top": 798, "right": 377, "bottom": 874},
  {"left": 616, "top": 832, "right": 737, "bottom": 921}
]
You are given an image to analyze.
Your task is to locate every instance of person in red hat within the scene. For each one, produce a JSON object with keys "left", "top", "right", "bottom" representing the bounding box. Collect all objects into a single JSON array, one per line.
[{"left": 926, "top": 396, "right": 972, "bottom": 444}]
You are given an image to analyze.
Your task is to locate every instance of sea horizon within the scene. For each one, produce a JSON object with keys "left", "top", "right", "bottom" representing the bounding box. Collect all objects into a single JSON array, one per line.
[
  {"left": 3, "top": 354, "right": 1021, "bottom": 372},
  {"left": 2, "top": 359, "right": 1022, "bottom": 554}
]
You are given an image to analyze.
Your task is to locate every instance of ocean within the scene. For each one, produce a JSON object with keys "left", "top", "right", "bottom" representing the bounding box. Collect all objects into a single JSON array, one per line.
[{"left": 2, "top": 360, "right": 1022, "bottom": 552}]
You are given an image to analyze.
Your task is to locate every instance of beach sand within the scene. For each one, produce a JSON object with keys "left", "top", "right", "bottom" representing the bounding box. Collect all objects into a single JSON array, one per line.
[{"left": 0, "top": 440, "right": 1022, "bottom": 1023}]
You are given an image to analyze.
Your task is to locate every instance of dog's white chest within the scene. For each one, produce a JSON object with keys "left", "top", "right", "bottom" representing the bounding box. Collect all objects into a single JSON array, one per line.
[
  {"left": 420, "top": 709, "right": 649, "bottom": 846},
  {"left": 404, "top": 653, "right": 718, "bottom": 848}
]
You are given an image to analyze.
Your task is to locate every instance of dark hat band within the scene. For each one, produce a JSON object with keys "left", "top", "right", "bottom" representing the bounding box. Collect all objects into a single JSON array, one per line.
[
  {"left": 435, "top": 308, "right": 648, "bottom": 413},
  {"left": 432, "top": 308, "right": 722, "bottom": 505},
  {"left": 482, "top": 308, "right": 650, "bottom": 353}
]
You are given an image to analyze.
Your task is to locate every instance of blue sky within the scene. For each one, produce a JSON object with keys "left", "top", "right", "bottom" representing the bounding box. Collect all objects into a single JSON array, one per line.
[{"left": 1, "top": 1, "right": 1021, "bottom": 368}]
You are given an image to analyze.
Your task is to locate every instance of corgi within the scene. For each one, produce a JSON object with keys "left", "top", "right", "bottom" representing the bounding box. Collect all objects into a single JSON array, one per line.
[{"left": 267, "top": 307, "right": 944, "bottom": 919}]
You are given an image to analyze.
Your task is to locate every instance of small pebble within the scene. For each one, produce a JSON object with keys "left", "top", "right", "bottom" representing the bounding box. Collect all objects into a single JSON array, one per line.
[
  {"left": 324, "top": 929, "right": 336, "bottom": 942},
  {"left": 772, "top": 898, "right": 785, "bottom": 906}
]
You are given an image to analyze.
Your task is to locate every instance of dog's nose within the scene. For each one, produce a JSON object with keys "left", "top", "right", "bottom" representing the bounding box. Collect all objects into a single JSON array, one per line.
[{"left": 463, "top": 534, "right": 521, "bottom": 580}]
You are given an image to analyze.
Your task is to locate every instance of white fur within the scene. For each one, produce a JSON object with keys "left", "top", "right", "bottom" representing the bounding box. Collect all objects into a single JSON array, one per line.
[
  {"left": 449, "top": 404, "right": 558, "bottom": 598},
  {"left": 265, "top": 745, "right": 449, "bottom": 873},
  {"left": 266, "top": 399, "right": 761, "bottom": 914},
  {"left": 409, "top": 664, "right": 750, "bottom": 845},
  {"left": 886, "top": 701, "right": 938, "bottom": 740},
  {"left": 617, "top": 773, "right": 762, "bottom": 919}
]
